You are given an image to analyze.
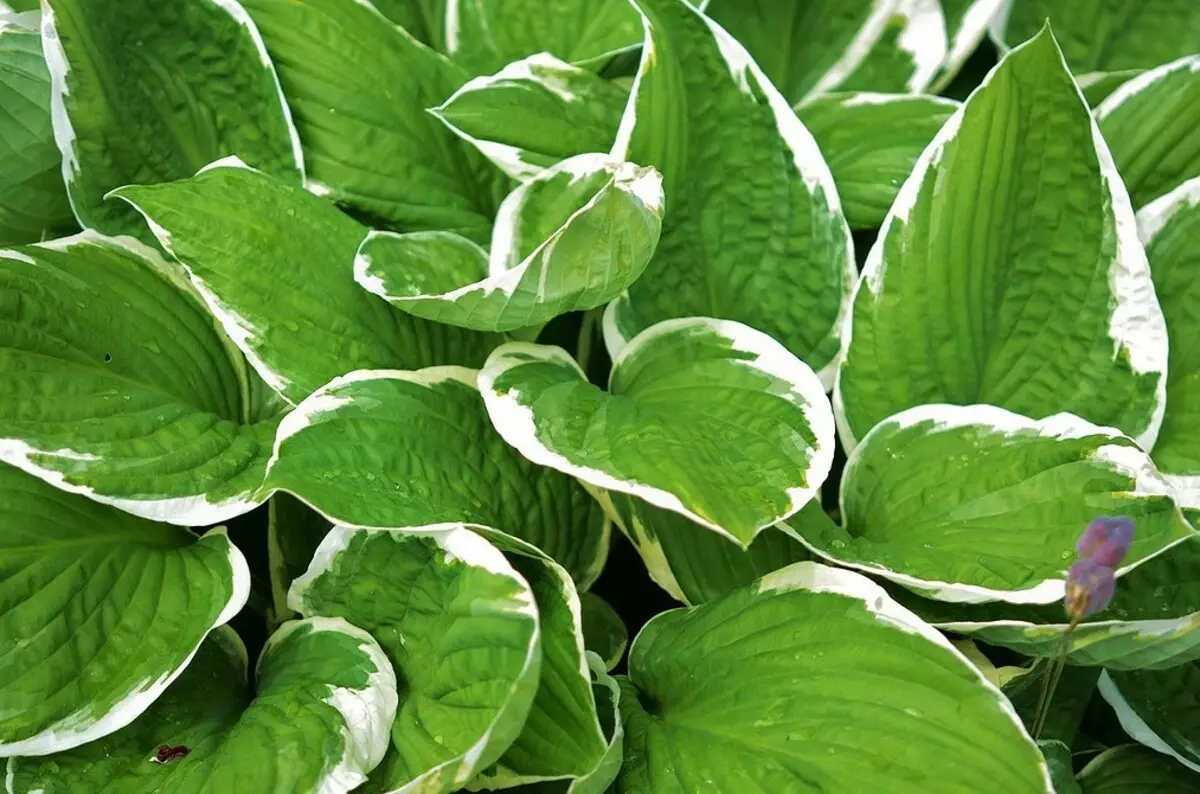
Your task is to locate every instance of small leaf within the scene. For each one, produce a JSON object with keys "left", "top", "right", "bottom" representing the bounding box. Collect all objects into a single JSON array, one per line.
[{"left": 480, "top": 317, "right": 835, "bottom": 548}]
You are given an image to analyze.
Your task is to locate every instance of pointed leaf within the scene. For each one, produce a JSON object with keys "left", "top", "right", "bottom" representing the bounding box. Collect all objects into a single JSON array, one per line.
[
  {"left": 356, "top": 154, "right": 663, "bottom": 332},
  {"left": 1078, "top": 744, "right": 1200, "bottom": 793},
  {"left": 616, "top": 562, "right": 1053, "bottom": 793},
  {"left": 481, "top": 318, "right": 835, "bottom": 548},
  {"left": 0, "top": 231, "right": 279, "bottom": 523},
  {"left": 834, "top": 29, "right": 1167, "bottom": 450},
  {"left": 111, "top": 160, "right": 502, "bottom": 406},
  {"left": 0, "top": 465, "right": 249, "bottom": 755},
  {"left": 41, "top": 0, "right": 302, "bottom": 238},
  {"left": 239, "top": 0, "right": 506, "bottom": 243},
  {"left": 794, "top": 92, "right": 958, "bottom": 229},
  {"left": 262, "top": 367, "right": 609, "bottom": 586},
  {"left": 804, "top": 404, "right": 1194, "bottom": 604},
  {"left": 607, "top": 0, "right": 855, "bottom": 385}
]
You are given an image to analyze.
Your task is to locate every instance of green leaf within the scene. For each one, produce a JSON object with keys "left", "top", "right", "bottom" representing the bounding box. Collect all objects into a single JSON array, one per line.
[
  {"left": 0, "top": 230, "right": 280, "bottom": 523},
  {"left": 370, "top": 0, "right": 446, "bottom": 49},
  {"left": 1101, "top": 663, "right": 1200, "bottom": 775},
  {"left": 804, "top": 403, "right": 1194, "bottom": 603},
  {"left": 7, "top": 619, "right": 398, "bottom": 793},
  {"left": 580, "top": 593, "right": 627, "bottom": 671},
  {"left": 932, "top": 0, "right": 1007, "bottom": 91},
  {"left": 261, "top": 367, "right": 610, "bottom": 587},
  {"left": 432, "top": 53, "right": 630, "bottom": 181},
  {"left": 834, "top": 28, "right": 1167, "bottom": 450},
  {"left": 1039, "top": 740, "right": 1084, "bottom": 794},
  {"left": 0, "top": 23, "right": 76, "bottom": 245},
  {"left": 1138, "top": 176, "right": 1200, "bottom": 511},
  {"left": 615, "top": 561, "right": 1053, "bottom": 793},
  {"left": 894, "top": 535, "right": 1200, "bottom": 670},
  {"left": 1097, "top": 56, "right": 1200, "bottom": 209},
  {"left": 1078, "top": 744, "right": 1200, "bottom": 793},
  {"left": 446, "top": 0, "right": 643, "bottom": 76},
  {"left": 705, "top": 0, "right": 948, "bottom": 104},
  {"left": 0, "top": 464, "right": 249, "bottom": 755},
  {"left": 266, "top": 493, "right": 331, "bottom": 627},
  {"left": 607, "top": 0, "right": 855, "bottom": 386},
  {"left": 111, "top": 159, "right": 502, "bottom": 406},
  {"left": 794, "top": 92, "right": 958, "bottom": 229},
  {"left": 239, "top": 0, "right": 507, "bottom": 244},
  {"left": 995, "top": 0, "right": 1200, "bottom": 73},
  {"left": 1077, "top": 68, "right": 1144, "bottom": 106},
  {"left": 289, "top": 524, "right": 541, "bottom": 793},
  {"left": 481, "top": 317, "right": 835, "bottom": 548},
  {"left": 355, "top": 154, "right": 664, "bottom": 332},
  {"left": 41, "top": 0, "right": 302, "bottom": 239}
]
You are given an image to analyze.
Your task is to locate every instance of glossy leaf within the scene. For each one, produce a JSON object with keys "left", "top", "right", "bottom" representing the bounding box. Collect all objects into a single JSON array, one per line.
[
  {"left": 240, "top": 0, "right": 506, "bottom": 243},
  {"left": 615, "top": 562, "right": 1053, "bottom": 793},
  {"left": 834, "top": 29, "right": 1167, "bottom": 450},
  {"left": 1078, "top": 744, "right": 1200, "bottom": 793},
  {"left": 41, "top": 0, "right": 302, "bottom": 238},
  {"left": 481, "top": 317, "right": 835, "bottom": 548},
  {"left": 112, "top": 160, "right": 502, "bottom": 406},
  {"left": 608, "top": 0, "right": 855, "bottom": 386},
  {"left": 794, "top": 92, "right": 958, "bottom": 229},
  {"left": 355, "top": 154, "right": 663, "bottom": 332},
  {"left": 0, "top": 23, "right": 75, "bottom": 245},
  {"left": 262, "top": 367, "right": 610, "bottom": 586},
  {"left": 804, "top": 404, "right": 1194, "bottom": 604},
  {"left": 1101, "top": 663, "right": 1200, "bottom": 774},
  {"left": 0, "top": 465, "right": 249, "bottom": 755},
  {"left": 0, "top": 231, "right": 278, "bottom": 523},
  {"left": 433, "top": 53, "right": 630, "bottom": 181},
  {"left": 7, "top": 619, "right": 398, "bottom": 793}
]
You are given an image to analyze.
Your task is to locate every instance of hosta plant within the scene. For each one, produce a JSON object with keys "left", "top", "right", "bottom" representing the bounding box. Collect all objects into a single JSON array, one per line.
[{"left": 2, "top": 0, "right": 1200, "bottom": 792}]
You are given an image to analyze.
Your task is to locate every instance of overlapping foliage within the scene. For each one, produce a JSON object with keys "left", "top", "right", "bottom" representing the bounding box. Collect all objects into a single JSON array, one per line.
[{"left": 2, "top": 0, "right": 1200, "bottom": 791}]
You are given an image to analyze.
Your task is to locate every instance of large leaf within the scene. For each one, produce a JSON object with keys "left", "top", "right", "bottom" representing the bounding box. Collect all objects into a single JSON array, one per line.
[
  {"left": 262, "top": 367, "right": 610, "bottom": 586},
  {"left": 0, "top": 23, "right": 75, "bottom": 245},
  {"left": 834, "top": 28, "right": 1167, "bottom": 450},
  {"left": 481, "top": 317, "right": 835, "bottom": 548},
  {"left": 1097, "top": 56, "right": 1200, "bottom": 209},
  {"left": 794, "top": 92, "right": 958, "bottom": 229},
  {"left": 1101, "top": 663, "right": 1200, "bottom": 774},
  {"left": 1078, "top": 744, "right": 1200, "bottom": 793},
  {"left": 895, "top": 534, "right": 1200, "bottom": 670},
  {"left": 41, "top": 0, "right": 302, "bottom": 238},
  {"left": 7, "top": 619, "right": 398, "bottom": 793},
  {"left": 0, "top": 230, "right": 279, "bottom": 523},
  {"left": 704, "top": 0, "right": 948, "bottom": 104},
  {"left": 606, "top": 0, "right": 855, "bottom": 386},
  {"left": 111, "top": 159, "right": 502, "bottom": 406},
  {"left": 615, "top": 562, "right": 1053, "bottom": 793},
  {"left": 802, "top": 404, "right": 1194, "bottom": 604},
  {"left": 239, "top": 0, "right": 506, "bottom": 244},
  {"left": 289, "top": 524, "right": 541, "bottom": 793},
  {"left": 1138, "top": 177, "right": 1200, "bottom": 508},
  {"left": 433, "top": 54, "right": 629, "bottom": 181},
  {"left": 994, "top": 0, "right": 1200, "bottom": 73},
  {"left": 0, "top": 464, "right": 249, "bottom": 755},
  {"left": 355, "top": 154, "right": 664, "bottom": 332},
  {"left": 446, "top": 0, "right": 643, "bottom": 76}
]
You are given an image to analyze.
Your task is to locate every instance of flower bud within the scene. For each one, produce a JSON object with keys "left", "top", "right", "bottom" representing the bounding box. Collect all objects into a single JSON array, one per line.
[
  {"left": 1075, "top": 515, "right": 1134, "bottom": 567},
  {"left": 1064, "top": 557, "right": 1115, "bottom": 621}
]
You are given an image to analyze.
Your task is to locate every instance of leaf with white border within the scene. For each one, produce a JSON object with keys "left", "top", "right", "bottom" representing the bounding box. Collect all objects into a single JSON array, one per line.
[
  {"left": 111, "top": 160, "right": 503, "bottom": 406},
  {"left": 8, "top": 618, "right": 398, "bottom": 793},
  {"left": 0, "top": 464, "right": 250, "bottom": 756},
  {"left": 288, "top": 524, "right": 540, "bottom": 794},
  {"left": 266, "top": 493, "right": 332, "bottom": 627},
  {"left": 1078, "top": 68, "right": 1143, "bottom": 106},
  {"left": 834, "top": 28, "right": 1167, "bottom": 450},
  {"left": 261, "top": 367, "right": 609, "bottom": 587},
  {"left": 931, "top": 0, "right": 1007, "bottom": 91},
  {"left": 580, "top": 594, "right": 627, "bottom": 671},
  {"left": 480, "top": 317, "right": 835, "bottom": 549},
  {"left": 41, "top": 0, "right": 302, "bottom": 239},
  {"left": 614, "top": 561, "right": 1053, "bottom": 793},
  {"left": 355, "top": 154, "right": 663, "bottom": 333},
  {"left": 804, "top": 404, "right": 1195, "bottom": 605},
  {"left": 1101, "top": 664, "right": 1200, "bottom": 776},
  {"left": 794, "top": 92, "right": 958, "bottom": 229},
  {"left": 432, "top": 53, "right": 630, "bottom": 181},
  {"left": 1077, "top": 744, "right": 1200, "bottom": 793},
  {"left": 607, "top": 0, "right": 855, "bottom": 385},
  {"left": 0, "top": 231, "right": 279, "bottom": 524}
]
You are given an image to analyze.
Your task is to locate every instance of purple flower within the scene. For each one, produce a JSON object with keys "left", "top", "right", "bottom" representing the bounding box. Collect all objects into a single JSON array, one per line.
[
  {"left": 1064, "top": 558, "right": 1116, "bottom": 620},
  {"left": 1076, "top": 516, "right": 1135, "bottom": 567}
]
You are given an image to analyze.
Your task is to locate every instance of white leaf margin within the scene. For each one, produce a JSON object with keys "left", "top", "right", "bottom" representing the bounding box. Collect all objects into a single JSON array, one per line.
[
  {"left": 1095, "top": 53, "right": 1200, "bottom": 127},
  {"left": 1098, "top": 670, "right": 1200, "bottom": 775}
]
